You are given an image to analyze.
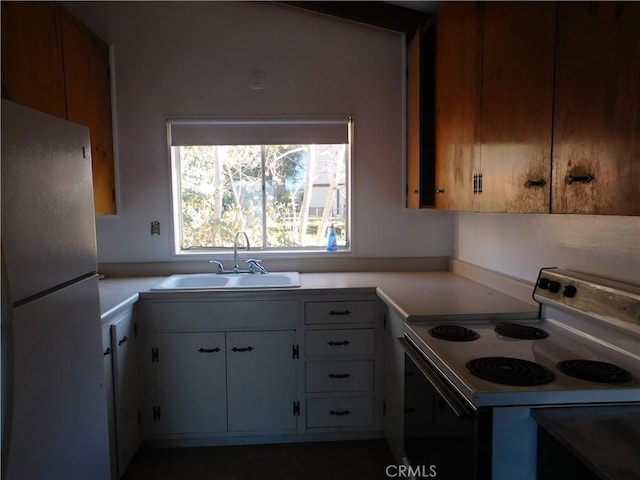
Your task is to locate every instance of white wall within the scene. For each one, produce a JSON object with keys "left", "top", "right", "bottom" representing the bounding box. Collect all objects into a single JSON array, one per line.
[
  {"left": 454, "top": 213, "right": 640, "bottom": 284},
  {"left": 68, "top": 1, "right": 452, "bottom": 265}
]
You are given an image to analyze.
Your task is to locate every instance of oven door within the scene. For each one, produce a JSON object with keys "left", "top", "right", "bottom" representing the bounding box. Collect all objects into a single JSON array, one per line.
[{"left": 399, "top": 336, "right": 492, "bottom": 480}]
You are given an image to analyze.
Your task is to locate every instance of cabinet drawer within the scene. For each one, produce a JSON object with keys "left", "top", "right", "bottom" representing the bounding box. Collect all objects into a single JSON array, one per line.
[
  {"left": 305, "top": 301, "right": 374, "bottom": 324},
  {"left": 306, "top": 360, "right": 374, "bottom": 392},
  {"left": 305, "top": 329, "right": 374, "bottom": 357},
  {"left": 306, "top": 397, "right": 374, "bottom": 428}
]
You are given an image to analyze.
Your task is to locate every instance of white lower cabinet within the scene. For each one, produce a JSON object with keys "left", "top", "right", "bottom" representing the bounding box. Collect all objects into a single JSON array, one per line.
[
  {"left": 111, "top": 310, "right": 142, "bottom": 474},
  {"left": 138, "top": 294, "right": 382, "bottom": 446},
  {"left": 153, "top": 332, "right": 227, "bottom": 436},
  {"left": 227, "top": 330, "right": 297, "bottom": 432},
  {"left": 303, "top": 298, "right": 382, "bottom": 432},
  {"left": 151, "top": 329, "right": 297, "bottom": 437},
  {"left": 103, "top": 306, "right": 141, "bottom": 479},
  {"left": 306, "top": 397, "right": 374, "bottom": 428}
]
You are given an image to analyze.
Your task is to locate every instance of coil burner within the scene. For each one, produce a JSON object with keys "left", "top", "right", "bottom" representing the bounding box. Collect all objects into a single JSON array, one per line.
[
  {"left": 428, "top": 325, "right": 480, "bottom": 342},
  {"left": 557, "top": 360, "right": 633, "bottom": 384},
  {"left": 494, "top": 322, "right": 549, "bottom": 340},
  {"left": 466, "top": 356, "right": 555, "bottom": 386}
]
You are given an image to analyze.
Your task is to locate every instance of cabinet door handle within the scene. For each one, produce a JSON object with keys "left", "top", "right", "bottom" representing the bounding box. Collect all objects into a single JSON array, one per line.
[
  {"left": 566, "top": 173, "right": 594, "bottom": 184},
  {"left": 103, "top": 347, "right": 111, "bottom": 356},
  {"left": 231, "top": 346, "right": 254, "bottom": 352},
  {"left": 327, "top": 340, "right": 350, "bottom": 346},
  {"left": 118, "top": 336, "right": 128, "bottom": 346},
  {"left": 524, "top": 179, "right": 546, "bottom": 188},
  {"left": 328, "top": 310, "right": 351, "bottom": 316},
  {"left": 329, "top": 409, "right": 351, "bottom": 416},
  {"left": 436, "top": 188, "right": 445, "bottom": 194},
  {"left": 198, "top": 347, "right": 221, "bottom": 353},
  {"left": 328, "top": 373, "right": 351, "bottom": 379}
]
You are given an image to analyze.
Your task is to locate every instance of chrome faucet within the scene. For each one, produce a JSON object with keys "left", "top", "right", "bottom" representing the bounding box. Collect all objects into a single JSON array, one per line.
[{"left": 233, "top": 231, "right": 250, "bottom": 272}]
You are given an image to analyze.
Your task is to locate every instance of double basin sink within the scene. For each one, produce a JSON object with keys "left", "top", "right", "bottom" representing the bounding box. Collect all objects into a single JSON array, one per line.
[{"left": 152, "top": 272, "right": 301, "bottom": 290}]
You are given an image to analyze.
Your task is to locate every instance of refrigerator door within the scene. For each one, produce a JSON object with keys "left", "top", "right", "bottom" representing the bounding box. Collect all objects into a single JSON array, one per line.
[
  {"left": 1, "top": 100, "right": 98, "bottom": 303},
  {"left": 5, "top": 274, "right": 110, "bottom": 480}
]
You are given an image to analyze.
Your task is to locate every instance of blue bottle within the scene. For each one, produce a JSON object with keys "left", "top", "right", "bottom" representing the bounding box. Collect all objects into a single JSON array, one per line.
[{"left": 326, "top": 224, "right": 338, "bottom": 252}]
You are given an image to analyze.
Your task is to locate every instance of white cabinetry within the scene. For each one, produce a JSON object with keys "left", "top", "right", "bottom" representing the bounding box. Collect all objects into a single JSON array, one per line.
[
  {"left": 382, "top": 308, "right": 406, "bottom": 462},
  {"left": 303, "top": 297, "right": 382, "bottom": 432},
  {"left": 102, "top": 306, "right": 141, "bottom": 478},
  {"left": 153, "top": 332, "right": 226, "bottom": 436},
  {"left": 227, "top": 330, "right": 297, "bottom": 432},
  {"left": 142, "top": 298, "right": 299, "bottom": 441}
]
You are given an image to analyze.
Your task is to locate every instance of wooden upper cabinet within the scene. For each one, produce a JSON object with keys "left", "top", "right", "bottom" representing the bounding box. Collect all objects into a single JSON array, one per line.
[
  {"left": 406, "top": 29, "right": 422, "bottom": 208},
  {"left": 61, "top": 14, "right": 116, "bottom": 215},
  {"left": 406, "top": 24, "right": 436, "bottom": 208},
  {"left": 434, "top": 1, "right": 480, "bottom": 211},
  {"left": 1, "top": 2, "right": 67, "bottom": 118},
  {"left": 477, "top": 2, "right": 556, "bottom": 213},
  {"left": 1, "top": 2, "right": 116, "bottom": 215},
  {"left": 552, "top": 2, "right": 640, "bottom": 215}
]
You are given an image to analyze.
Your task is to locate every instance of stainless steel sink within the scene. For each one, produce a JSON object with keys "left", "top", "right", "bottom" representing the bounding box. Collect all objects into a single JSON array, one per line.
[{"left": 151, "top": 272, "right": 300, "bottom": 290}]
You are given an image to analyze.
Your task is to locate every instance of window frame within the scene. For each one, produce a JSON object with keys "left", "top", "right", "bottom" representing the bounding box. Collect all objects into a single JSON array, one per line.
[{"left": 167, "top": 116, "right": 353, "bottom": 258}]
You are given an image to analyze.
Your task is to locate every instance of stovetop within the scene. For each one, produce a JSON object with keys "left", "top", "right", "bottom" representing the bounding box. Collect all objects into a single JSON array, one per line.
[{"left": 404, "top": 268, "right": 640, "bottom": 408}]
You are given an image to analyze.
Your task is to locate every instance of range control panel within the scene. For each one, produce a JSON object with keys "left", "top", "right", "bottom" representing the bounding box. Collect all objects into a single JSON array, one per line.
[{"left": 534, "top": 268, "right": 640, "bottom": 328}]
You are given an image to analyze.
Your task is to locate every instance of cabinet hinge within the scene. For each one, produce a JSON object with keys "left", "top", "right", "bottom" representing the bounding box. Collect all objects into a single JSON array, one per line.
[
  {"left": 293, "top": 401, "right": 300, "bottom": 416},
  {"left": 151, "top": 346, "right": 159, "bottom": 363},
  {"left": 292, "top": 344, "right": 299, "bottom": 359},
  {"left": 153, "top": 406, "right": 161, "bottom": 421},
  {"left": 473, "top": 173, "right": 483, "bottom": 194}
]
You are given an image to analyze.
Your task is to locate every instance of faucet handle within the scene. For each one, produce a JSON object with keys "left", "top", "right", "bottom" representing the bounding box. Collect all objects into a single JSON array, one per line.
[
  {"left": 209, "top": 260, "right": 225, "bottom": 273},
  {"left": 246, "top": 259, "right": 268, "bottom": 274}
]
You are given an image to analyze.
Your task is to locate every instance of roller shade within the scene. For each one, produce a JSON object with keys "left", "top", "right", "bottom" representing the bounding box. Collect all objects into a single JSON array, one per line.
[{"left": 168, "top": 117, "right": 351, "bottom": 146}]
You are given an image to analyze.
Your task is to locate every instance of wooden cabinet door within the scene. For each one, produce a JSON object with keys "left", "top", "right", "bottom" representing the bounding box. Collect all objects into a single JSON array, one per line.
[
  {"left": 552, "top": 2, "right": 640, "bottom": 215},
  {"left": 1, "top": 1, "right": 67, "bottom": 118},
  {"left": 406, "top": 29, "right": 422, "bottom": 208},
  {"left": 478, "top": 2, "right": 556, "bottom": 212},
  {"left": 434, "top": 1, "right": 480, "bottom": 211},
  {"left": 153, "top": 332, "right": 227, "bottom": 436},
  {"left": 227, "top": 330, "right": 297, "bottom": 432},
  {"left": 111, "top": 311, "right": 140, "bottom": 477},
  {"left": 61, "top": 15, "right": 116, "bottom": 215}
]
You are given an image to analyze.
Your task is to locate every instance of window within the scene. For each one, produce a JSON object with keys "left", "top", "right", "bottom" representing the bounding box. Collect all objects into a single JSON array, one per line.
[{"left": 168, "top": 117, "right": 351, "bottom": 254}]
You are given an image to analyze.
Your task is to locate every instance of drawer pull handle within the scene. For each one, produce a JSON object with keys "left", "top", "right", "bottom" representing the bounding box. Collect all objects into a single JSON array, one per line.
[
  {"left": 524, "top": 179, "right": 546, "bottom": 188},
  {"left": 327, "top": 340, "right": 351, "bottom": 346},
  {"left": 329, "top": 409, "right": 351, "bottom": 416},
  {"left": 329, "top": 310, "right": 351, "bottom": 316},
  {"left": 198, "top": 347, "right": 221, "bottom": 353},
  {"left": 566, "top": 173, "right": 594, "bottom": 184},
  {"left": 103, "top": 347, "right": 111, "bottom": 356},
  {"left": 118, "top": 336, "right": 128, "bottom": 346},
  {"left": 231, "top": 346, "right": 254, "bottom": 352},
  {"left": 328, "top": 373, "right": 351, "bottom": 379}
]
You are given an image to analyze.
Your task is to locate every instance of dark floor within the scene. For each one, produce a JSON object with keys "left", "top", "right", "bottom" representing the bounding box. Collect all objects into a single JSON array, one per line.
[{"left": 121, "top": 439, "right": 397, "bottom": 480}]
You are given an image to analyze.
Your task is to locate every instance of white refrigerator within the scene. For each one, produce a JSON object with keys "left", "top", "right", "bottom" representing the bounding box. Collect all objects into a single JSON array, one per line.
[{"left": 1, "top": 100, "right": 111, "bottom": 479}]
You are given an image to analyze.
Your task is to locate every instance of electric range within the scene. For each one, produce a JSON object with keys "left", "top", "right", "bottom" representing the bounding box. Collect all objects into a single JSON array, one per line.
[{"left": 400, "top": 267, "right": 639, "bottom": 480}]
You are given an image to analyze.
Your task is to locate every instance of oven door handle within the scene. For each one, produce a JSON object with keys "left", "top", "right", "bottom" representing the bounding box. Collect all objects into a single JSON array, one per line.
[{"left": 398, "top": 336, "right": 476, "bottom": 418}]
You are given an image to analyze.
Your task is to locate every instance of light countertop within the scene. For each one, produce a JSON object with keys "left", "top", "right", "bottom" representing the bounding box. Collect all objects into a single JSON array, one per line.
[{"left": 99, "top": 271, "right": 538, "bottom": 323}]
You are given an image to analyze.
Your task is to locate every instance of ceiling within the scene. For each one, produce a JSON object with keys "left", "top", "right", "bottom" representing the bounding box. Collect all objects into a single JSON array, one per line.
[{"left": 280, "top": 1, "right": 439, "bottom": 35}]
